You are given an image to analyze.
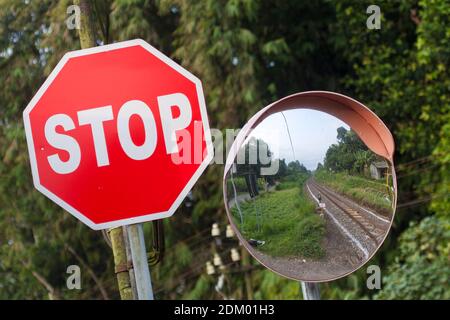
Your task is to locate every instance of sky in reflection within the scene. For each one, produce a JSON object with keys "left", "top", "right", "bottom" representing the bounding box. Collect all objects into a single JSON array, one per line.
[{"left": 247, "top": 108, "right": 350, "bottom": 170}]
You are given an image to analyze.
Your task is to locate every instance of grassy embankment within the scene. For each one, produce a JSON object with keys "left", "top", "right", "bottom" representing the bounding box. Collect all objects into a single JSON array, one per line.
[
  {"left": 314, "top": 170, "right": 393, "bottom": 215},
  {"left": 227, "top": 176, "right": 265, "bottom": 193},
  {"left": 230, "top": 174, "right": 325, "bottom": 259}
]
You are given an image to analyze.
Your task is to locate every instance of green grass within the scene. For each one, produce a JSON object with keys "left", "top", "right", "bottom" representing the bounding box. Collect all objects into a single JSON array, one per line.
[
  {"left": 314, "top": 170, "right": 393, "bottom": 215},
  {"left": 275, "top": 172, "right": 309, "bottom": 191},
  {"left": 226, "top": 176, "right": 266, "bottom": 194},
  {"left": 275, "top": 180, "right": 298, "bottom": 190},
  {"left": 231, "top": 180, "right": 325, "bottom": 259}
]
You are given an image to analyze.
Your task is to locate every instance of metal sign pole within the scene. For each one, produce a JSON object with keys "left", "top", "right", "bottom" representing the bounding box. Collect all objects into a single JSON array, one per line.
[
  {"left": 301, "top": 282, "right": 321, "bottom": 300},
  {"left": 127, "top": 224, "right": 154, "bottom": 300}
]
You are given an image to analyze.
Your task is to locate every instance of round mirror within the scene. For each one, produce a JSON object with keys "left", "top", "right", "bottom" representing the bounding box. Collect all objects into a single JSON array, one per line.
[{"left": 223, "top": 91, "right": 396, "bottom": 282}]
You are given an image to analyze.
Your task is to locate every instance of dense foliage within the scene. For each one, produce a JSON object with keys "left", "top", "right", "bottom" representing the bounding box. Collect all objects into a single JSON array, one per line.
[
  {"left": 323, "top": 127, "right": 376, "bottom": 175},
  {"left": 0, "top": 0, "right": 448, "bottom": 299}
]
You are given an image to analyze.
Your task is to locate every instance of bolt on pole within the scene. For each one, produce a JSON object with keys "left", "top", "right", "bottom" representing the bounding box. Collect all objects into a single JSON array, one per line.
[{"left": 127, "top": 224, "right": 154, "bottom": 300}]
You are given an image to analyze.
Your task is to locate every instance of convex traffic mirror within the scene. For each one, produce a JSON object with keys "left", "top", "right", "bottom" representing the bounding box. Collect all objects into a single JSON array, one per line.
[{"left": 223, "top": 91, "right": 397, "bottom": 282}]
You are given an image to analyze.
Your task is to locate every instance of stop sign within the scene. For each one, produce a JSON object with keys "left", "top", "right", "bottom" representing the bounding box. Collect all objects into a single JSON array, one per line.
[{"left": 23, "top": 39, "right": 213, "bottom": 230}]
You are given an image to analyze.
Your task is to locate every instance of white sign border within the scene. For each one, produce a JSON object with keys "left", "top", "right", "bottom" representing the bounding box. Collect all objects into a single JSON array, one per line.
[{"left": 23, "top": 39, "right": 214, "bottom": 230}]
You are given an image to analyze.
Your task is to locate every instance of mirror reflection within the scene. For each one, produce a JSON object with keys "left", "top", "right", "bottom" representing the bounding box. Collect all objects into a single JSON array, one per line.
[{"left": 224, "top": 108, "right": 395, "bottom": 281}]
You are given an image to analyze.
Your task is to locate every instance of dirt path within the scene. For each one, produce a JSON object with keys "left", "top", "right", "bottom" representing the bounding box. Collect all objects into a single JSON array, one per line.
[
  {"left": 250, "top": 212, "right": 362, "bottom": 281},
  {"left": 227, "top": 179, "right": 391, "bottom": 281},
  {"left": 249, "top": 180, "right": 367, "bottom": 281}
]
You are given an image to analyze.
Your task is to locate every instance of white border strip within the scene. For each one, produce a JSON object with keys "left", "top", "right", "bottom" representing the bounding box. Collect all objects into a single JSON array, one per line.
[
  {"left": 355, "top": 203, "right": 390, "bottom": 223},
  {"left": 23, "top": 39, "right": 214, "bottom": 230}
]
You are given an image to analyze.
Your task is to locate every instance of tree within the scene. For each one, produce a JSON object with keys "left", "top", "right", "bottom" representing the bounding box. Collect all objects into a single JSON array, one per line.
[
  {"left": 287, "top": 160, "right": 308, "bottom": 175},
  {"left": 276, "top": 159, "right": 288, "bottom": 179},
  {"left": 354, "top": 150, "right": 375, "bottom": 176},
  {"left": 234, "top": 138, "right": 273, "bottom": 197},
  {"left": 315, "top": 163, "right": 324, "bottom": 172},
  {"left": 323, "top": 127, "right": 371, "bottom": 174}
]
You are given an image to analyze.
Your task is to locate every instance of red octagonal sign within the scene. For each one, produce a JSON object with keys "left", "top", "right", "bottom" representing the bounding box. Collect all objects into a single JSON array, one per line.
[{"left": 23, "top": 39, "right": 213, "bottom": 230}]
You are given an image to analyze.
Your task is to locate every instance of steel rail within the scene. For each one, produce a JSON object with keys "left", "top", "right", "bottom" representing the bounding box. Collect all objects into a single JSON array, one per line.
[{"left": 309, "top": 180, "right": 381, "bottom": 244}]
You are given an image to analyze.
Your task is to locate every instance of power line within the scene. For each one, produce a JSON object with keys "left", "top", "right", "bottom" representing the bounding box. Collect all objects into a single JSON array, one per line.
[
  {"left": 156, "top": 235, "right": 242, "bottom": 295},
  {"left": 396, "top": 163, "right": 440, "bottom": 179},
  {"left": 397, "top": 193, "right": 449, "bottom": 209},
  {"left": 396, "top": 154, "right": 439, "bottom": 167},
  {"left": 162, "top": 227, "right": 211, "bottom": 257},
  {"left": 163, "top": 240, "right": 212, "bottom": 262},
  {"left": 155, "top": 255, "right": 257, "bottom": 297},
  {"left": 154, "top": 264, "right": 205, "bottom": 295},
  {"left": 281, "top": 111, "right": 296, "bottom": 161},
  {"left": 163, "top": 221, "right": 238, "bottom": 260},
  {"left": 171, "top": 226, "right": 211, "bottom": 246},
  {"left": 395, "top": 154, "right": 436, "bottom": 170}
]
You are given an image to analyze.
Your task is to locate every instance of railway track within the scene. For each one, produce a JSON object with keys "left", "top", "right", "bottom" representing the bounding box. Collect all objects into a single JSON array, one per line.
[{"left": 309, "top": 180, "right": 386, "bottom": 245}]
